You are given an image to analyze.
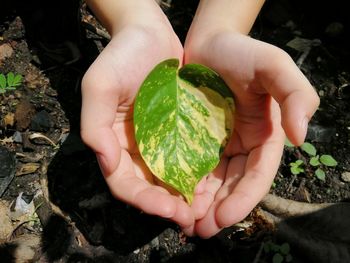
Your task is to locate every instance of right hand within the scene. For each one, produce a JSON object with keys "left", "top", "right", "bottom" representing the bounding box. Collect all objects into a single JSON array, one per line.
[{"left": 80, "top": 21, "right": 195, "bottom": 229}]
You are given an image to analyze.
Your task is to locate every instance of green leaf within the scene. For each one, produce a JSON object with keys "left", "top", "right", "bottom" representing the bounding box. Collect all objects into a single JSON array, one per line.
[
  {"left": 309, "top": 155, "right": 320, "bottom": 166},
  {"left": 134, "top": 59, "right": 234, "bottom": 203},
  {"left": 6, "top": 72, "right": 15, "bottom": 87},
  {"left": 301, "top": 142, "right": 317, "bottom": 156},
  {"left": 0, "top": 74, "right": 6, "bottom": 89},
  {"left": 280, "top": 243, "right": 290, "bottom": 255},
  {"left": 284, "top": 138, "right": 294, "bottom": 147},
  {"left": 290, "top": 159, "right": 304, "bottom": 175},
  {"left": 286, "top": 254, "right": 293, "bottom": 262},
  {"left": 315, "top": 168, "right": 326, "bottom": 181},
  {"left": 295, "top": 159, "right": 303, "bottom": 166},
  {"left": 272, "top": 253, "right": 284, "bottom": 263},
  {"left": 320, "top": 155, "right": 338, "bottom": 167},
  {"left": 263, "top": 242, "right": 272, "bottom": 253},
  {"left": 12, "top": 74, "right": 22, "bottom": 87}
]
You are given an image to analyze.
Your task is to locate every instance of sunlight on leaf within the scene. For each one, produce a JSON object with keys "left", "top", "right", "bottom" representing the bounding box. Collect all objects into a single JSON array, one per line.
[
  {"left": 320, "top": 155, "right": 338, "bottom": 167},
  {"left": 301, "top": 142, "right": 317, "bottom": 156},
  {"left": 134, "top": 58, "right": 235, "bottom": 203},
  {"left": 309, "top": 155, "right": 320, "bottom": 166}
]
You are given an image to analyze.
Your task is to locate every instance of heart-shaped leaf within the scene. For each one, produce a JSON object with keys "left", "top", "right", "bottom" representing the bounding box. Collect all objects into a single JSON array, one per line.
[{"left": 134, "top": 58, "right": 235, "bottom": 203}]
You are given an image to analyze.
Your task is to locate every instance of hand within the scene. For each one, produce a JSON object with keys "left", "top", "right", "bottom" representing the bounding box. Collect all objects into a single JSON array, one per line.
[
  {"left": 80, "top": 21, "right": 194, "bottom": 229},
  {"left": 183, "top": 31, "right": 320, "bottom": 238}
]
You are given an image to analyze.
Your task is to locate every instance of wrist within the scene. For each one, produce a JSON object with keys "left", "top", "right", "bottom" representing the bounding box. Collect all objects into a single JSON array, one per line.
[
  {"left": 186, "top": 0, "right": 265, "bottom": 39},
  {"left": 86, "top": 0, "right": 168, "bottom": 37}
]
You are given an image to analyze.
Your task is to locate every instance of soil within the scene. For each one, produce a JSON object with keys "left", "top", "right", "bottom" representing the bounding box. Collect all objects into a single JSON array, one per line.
[{"left": 0, "top": 0, "right": 349, "bottom": 262}]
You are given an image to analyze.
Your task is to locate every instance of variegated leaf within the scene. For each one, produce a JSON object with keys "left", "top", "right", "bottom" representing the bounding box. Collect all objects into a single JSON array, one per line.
[{"left": 134, "top": 58, "right": 235, "bottom": 203}]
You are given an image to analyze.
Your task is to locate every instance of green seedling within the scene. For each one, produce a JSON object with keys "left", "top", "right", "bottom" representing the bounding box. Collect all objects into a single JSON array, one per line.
[
  {"left": 308, "top": 154, "right": 338, "bottom": 181},
  {"left": 263, "top": 241, "right": 293, "bottom": 263},
  {"left": 289, "top": 159, "right": 304, "bottom": 175},
  {"left": 0, "top": 72, "right": 22, "bottom": 93},
  {"left": 286, "top": 139, "right": 338, "bottom": 181}
]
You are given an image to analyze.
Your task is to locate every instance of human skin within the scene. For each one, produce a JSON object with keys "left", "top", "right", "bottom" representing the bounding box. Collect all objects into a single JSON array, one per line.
[
  {"left": 81, "top": 0, "right": 320, "bottom": 238},
  {"left": 183, "top": 0, "right": 320, "bottom": 237},
  {"left": 81, "top": 0, "right": 195, "bottom": 229}
]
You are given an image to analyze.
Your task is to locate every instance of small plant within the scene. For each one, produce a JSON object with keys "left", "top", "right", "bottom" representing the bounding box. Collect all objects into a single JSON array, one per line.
[
  {"left": 0, "top": 72, "right": 22, "bottom": 93},
  {"left": 289, "top": 159, "right": 304, "bottom": 175},
  {"left": 263, "top": 241, "right": 293, "bottom": 263},
  {"left": 285, "top": 139, "right": 338, "bottom": 181}
]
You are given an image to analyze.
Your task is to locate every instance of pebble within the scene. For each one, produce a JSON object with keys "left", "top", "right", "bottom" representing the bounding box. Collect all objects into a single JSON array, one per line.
[
  {"left": 13, "top": 131, "right": 23, "bottom": 143},
  {"left": 0, "top": 43, "right": 13, "bottom": 61},
  {"left": 341, "top": 172, "right": 350, "bottom": 183},
  {"left": 30, "top": 110, "right": 52, "bottom": 132}
]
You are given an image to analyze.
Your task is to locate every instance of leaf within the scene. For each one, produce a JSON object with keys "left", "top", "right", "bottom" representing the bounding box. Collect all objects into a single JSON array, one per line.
[
  {"left": 12, "top": 74, "right": 23, "bottom": 87},
  {"left": 301, "top": 142, "right": 317, "bottom": 156},
  {"left": 280, "top": 243, "right": 291, "bottom": 255},
  {"left": 320, "top": 155, "right": 338, "bottom": 167},
  {"left": 286, "top": 254, "right": 293, "bottom": 262},
  {"left": 290, "top": 164, "right": 304, "bottom": 175},
  {"left": 0, "top": 74, "right": 6, "bottom": 90},
  {"left": 315, "top": 168, "right": 326, "bottom": 181},
  {"left": 295, "top": 159, "right": 303, "bottom": 166},
  {"left": 272, "top": 253, "right": 284, "bottom": 263},
  {"left": 134, "top": 59, "right": 234, "bottom": 203},
  {"left": 6, "top": 72, "right": 14, "bottom": 87},
  {"left": 309, "top": 155, "right": 320, "bottom": 166},
  {"left": 284, "top": 137, "right": 294, "bottom": 147}
]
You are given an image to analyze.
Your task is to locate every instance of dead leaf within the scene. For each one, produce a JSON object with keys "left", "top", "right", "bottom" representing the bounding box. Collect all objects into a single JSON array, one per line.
[
  {"left": 3, "top": 112, "right": 15, "bottom": 127},
  {"left": 16, "top": 163, "right": 40, "bottom": 176},
  {"left": 0, "top": 200, "right": 13, "bottom": 242},
  {"left": 15, "top": 99, "right": 36, "bottom": 131}
]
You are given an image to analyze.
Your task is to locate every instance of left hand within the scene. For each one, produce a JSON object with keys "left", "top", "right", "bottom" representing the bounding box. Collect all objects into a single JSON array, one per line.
[{"left": 183, "top": 30, "right": 320, "bottom": 238}]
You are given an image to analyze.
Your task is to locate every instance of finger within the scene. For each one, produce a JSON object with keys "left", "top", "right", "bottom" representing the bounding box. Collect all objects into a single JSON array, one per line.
[
  {"left": 81, "top": 57, "right": 121, "bottom": 175},
  {"left": 191, "top": 158, "right": 228, "bottom": 220},
  {"left": 255, "top": 43, "right": 320, "bottom": 145},
  {"left": 194, "top": 154, "right": 246, "bottom": 238},
  {"left": 106, "top": 150, "right": 194, "bottom": 228},
  {"left": 215, "top": 131, "right": 285, "bottom": 228},
  {"left": 194, "top": 200, "right": 222, "bottom": 239}
]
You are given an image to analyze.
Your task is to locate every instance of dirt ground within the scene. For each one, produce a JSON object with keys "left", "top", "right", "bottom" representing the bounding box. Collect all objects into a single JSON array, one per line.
[{"left": 0, "top": 0, "right": 349, "bottom": 262}]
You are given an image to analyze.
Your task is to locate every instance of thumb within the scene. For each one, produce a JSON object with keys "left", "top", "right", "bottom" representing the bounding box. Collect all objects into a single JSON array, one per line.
[
  {"left": 80, "top": 71, "right": 121, "bottom": 176},
  {"left": 255, "top": 45, "right": 320, "bottom": 145}
]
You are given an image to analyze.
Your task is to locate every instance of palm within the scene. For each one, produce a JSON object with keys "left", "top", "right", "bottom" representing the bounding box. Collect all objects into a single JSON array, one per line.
[
  {"left": 185, "top": 33, "right": 297, "bottom": 237},
  {"left": 81, "top": 25, "right": 194, "bottom": 228}
]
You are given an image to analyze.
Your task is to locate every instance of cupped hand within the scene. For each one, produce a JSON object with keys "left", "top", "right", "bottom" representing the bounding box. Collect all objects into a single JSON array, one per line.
[
  {"left": 184, "top": 31, "right": 320, "bottom": 238},
  {"left": 80, "top": 22, "right": 194, "bottom": 228}
]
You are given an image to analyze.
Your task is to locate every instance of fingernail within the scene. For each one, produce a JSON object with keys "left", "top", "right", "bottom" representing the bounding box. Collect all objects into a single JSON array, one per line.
[
  {"left": 301, "top": 117, "right": 309, "bottom": 142},
  {"left": 96, "top": 153, "right": 109, "bottom": 175}
]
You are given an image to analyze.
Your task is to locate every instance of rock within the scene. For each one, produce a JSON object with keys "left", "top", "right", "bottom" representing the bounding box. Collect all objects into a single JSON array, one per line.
[
  {"left": 12, "top": 131, "right": 23, "bottom": 143},
  {"left": 30, "top": 110, "right": 52, "bottom": 132},
  {"left": 341, "top": 172, "right": 350, "bottom": 183},
  {"left": 0, "top": 43, "right": 13, "bottom": 61},
  {"left": 15, "top": 99, "right": 36, "bottom": 131},
  {"left": 0, "top": 146, "right": 16, "bottom": 197}
]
